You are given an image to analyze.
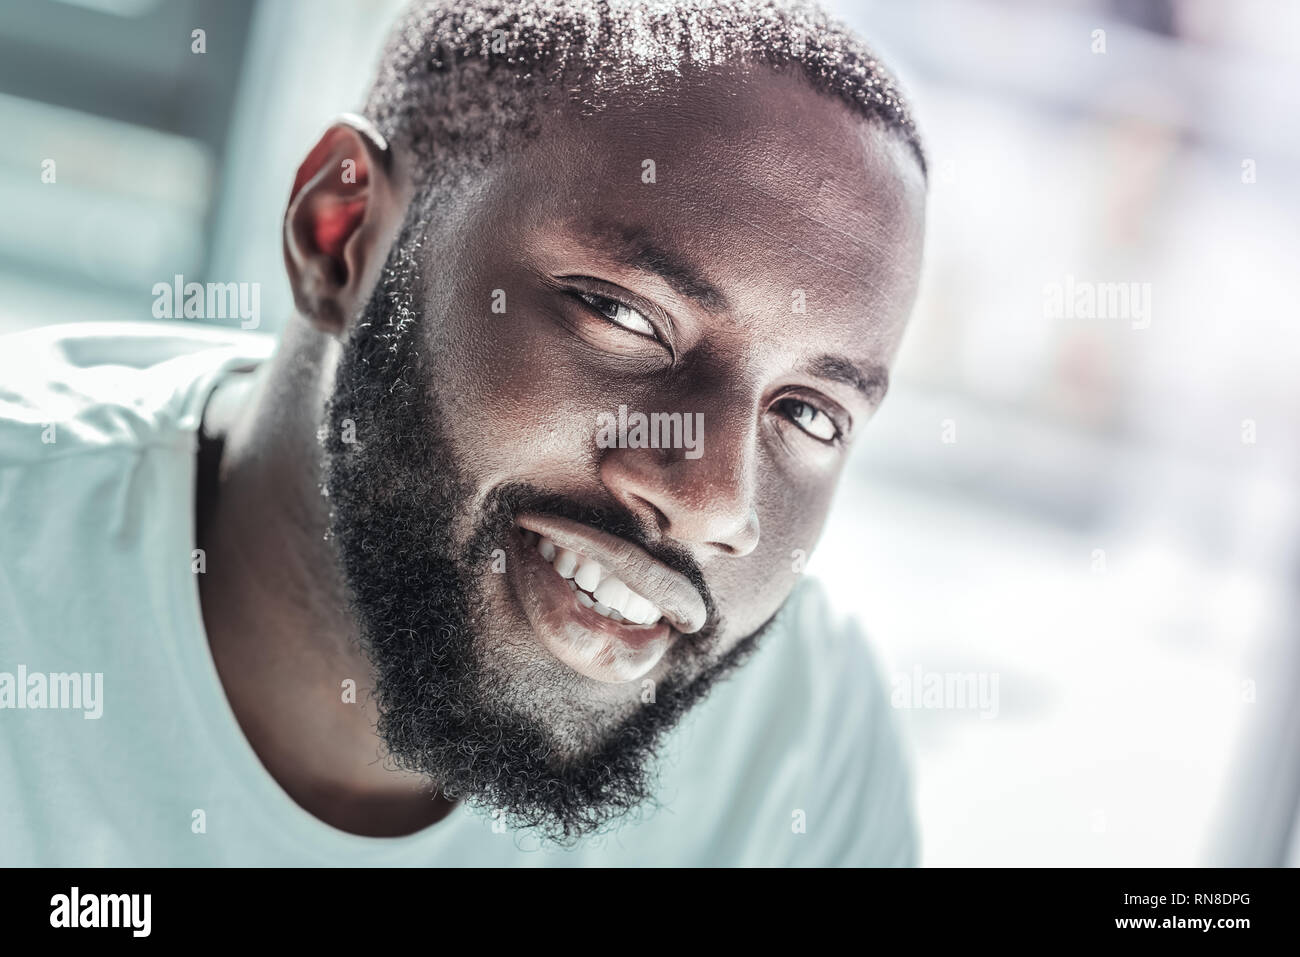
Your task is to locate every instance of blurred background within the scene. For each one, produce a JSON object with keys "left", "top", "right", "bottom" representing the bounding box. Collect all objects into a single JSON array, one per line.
[{"left": 1, "top": 0, "right": 1296, "bottom": 865}]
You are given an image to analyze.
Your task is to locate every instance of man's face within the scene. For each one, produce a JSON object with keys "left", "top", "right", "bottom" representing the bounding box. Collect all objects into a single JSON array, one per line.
[{"left": 323, "top": 65, "right": 925, "bottom": 839}]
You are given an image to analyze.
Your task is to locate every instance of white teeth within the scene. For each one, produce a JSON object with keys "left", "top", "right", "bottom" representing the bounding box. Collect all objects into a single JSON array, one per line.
[
  {"left": 591, "top": 575, "right": 662, "bottom": 625},
  {"left": 553, "top": 548, "right": 578, "bottom": 579},
  {"left": 588, "top": 601, "right": 624, "bottom": 622},
  {"left": 531, "top": 535, "right": 665, "bottom": 626},
  {"left": 573, "top": 558, "right": 603, "bottom": 593},
  {"left": 592, "top": 577, "right": 630, "bottom": 612},
  {"left": 623, "top": 593, "right": 655, "bottom": 625}
]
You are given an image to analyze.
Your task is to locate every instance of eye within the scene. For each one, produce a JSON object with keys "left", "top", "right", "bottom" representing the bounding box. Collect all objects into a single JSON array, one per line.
[
  {"left": 778, "top": 397, "right": 839, "bottom": 443},
  {"left": 574, "top": 291, "right": 658, "bottom": 340}
]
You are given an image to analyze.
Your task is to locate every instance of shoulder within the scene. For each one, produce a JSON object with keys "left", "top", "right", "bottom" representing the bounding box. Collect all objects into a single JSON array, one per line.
[
  {"left": 0, "top": 321, "right": 272, "bottom": 465},
  {"left": 768, "top": 576, "right": 919, "bottom": 866},
  {"left": 673, "top": 576, "right": 918, "bottom": 866}
]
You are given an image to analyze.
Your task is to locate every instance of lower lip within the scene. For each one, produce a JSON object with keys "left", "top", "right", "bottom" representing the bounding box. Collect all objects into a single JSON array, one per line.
[{"left": 507, "top": 526, "right": 677, "bottom": 684}]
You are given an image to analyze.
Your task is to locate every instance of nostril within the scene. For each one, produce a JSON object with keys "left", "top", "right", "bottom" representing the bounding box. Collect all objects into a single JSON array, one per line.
[{"left": 713, "top": 507, "right": 759, "bottom": 557}]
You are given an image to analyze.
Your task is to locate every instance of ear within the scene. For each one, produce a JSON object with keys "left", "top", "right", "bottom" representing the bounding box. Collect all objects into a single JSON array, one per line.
[{"left": 283, "top": 114, "right": 401, "bottom": 335}]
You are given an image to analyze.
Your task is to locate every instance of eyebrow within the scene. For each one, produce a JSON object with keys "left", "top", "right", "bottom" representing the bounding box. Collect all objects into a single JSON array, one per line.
[
  {"left": 808, "top": 353, "right": 890, "bottom": 406},
  {"left": 575, "top": 220, "right": 888, "bottom": 406},
  {"left": 584, "top": 219, "right": 731, "bottom": 313}
]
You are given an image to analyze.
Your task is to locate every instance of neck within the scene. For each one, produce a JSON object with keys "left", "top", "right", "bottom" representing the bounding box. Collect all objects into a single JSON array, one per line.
[{"left": 195, "top": 318, "right": 456, "bottom": 837}]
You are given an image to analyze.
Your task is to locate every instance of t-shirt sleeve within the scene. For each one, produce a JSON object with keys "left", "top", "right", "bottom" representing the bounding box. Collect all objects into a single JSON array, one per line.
[{"left": 795, "top": 579, "right": 920, "bottom": 867}]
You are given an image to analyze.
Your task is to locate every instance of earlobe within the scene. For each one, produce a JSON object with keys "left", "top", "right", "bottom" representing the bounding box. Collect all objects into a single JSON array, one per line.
[{"left": 283, "top": 114, "right": 397, "bottom": 335}]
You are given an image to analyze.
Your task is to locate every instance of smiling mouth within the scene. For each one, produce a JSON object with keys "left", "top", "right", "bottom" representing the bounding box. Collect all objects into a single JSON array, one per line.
[
  {"left": 520, "top": 529, "right": 665, "bottom": 626},
  {"left": 506, "top": 513, "right": 707, "bottom": 683}
]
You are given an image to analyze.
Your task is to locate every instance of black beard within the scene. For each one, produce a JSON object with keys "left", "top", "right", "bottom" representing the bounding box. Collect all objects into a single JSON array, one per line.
[{"left": 320, "top": 220, "right": 771, "bottom": 844}]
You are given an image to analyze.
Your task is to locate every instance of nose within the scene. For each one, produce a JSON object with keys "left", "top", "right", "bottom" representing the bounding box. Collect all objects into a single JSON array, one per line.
[{"left": 598, "top": 403, "right": 761, "bottom": 558}]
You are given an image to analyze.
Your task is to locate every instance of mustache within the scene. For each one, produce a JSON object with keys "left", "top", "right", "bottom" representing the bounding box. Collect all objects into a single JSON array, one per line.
[{"left": 482, "top": 482, "right": 721, "bottom": 638}]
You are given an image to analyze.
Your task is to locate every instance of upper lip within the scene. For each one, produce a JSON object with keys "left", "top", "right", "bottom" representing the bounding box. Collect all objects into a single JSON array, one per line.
[{"left": 515, "top": 513, "right": 707, "bottom": 634}]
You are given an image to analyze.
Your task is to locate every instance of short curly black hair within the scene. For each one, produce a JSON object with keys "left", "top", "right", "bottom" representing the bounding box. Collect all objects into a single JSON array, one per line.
[{"left": 363, "top": 0, "right": 926, "bottom": 197}]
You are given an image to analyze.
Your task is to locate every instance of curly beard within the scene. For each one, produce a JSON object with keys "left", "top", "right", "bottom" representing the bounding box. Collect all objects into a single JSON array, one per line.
[{"left": 320, "top": 217, "right": 771, "bottom": 844}]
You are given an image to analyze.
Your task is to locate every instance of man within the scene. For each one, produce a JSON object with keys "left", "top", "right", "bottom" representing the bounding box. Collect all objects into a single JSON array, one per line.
[{"left": 0, "top": 0, "right": 926, "bottom": 865}]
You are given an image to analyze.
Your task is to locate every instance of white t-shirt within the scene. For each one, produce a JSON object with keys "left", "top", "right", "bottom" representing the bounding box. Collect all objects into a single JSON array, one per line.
[{"left": 0, "top": 321, "right": 917, "bottom": 866}]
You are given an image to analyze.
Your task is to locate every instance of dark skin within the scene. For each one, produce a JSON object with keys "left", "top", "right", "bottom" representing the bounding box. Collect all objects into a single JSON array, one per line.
[{"left": 197, "top": 63, "right": 926, "bottom": 837}]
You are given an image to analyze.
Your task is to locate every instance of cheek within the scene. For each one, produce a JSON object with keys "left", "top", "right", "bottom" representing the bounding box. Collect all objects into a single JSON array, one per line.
[
  {"left": 758, "top": 436, "right": 841, "bottom": 562},
  {"left": 711, "top": 466, "right": 839, "bottom": 635},
  {"left": 426, "top": 290, "right": 606, "bottom": 487}
]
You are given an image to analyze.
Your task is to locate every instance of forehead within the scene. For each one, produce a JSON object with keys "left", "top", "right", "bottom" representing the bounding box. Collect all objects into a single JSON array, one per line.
[{"left": 457, "top": 64, "right": 925, "bottom": 374}]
